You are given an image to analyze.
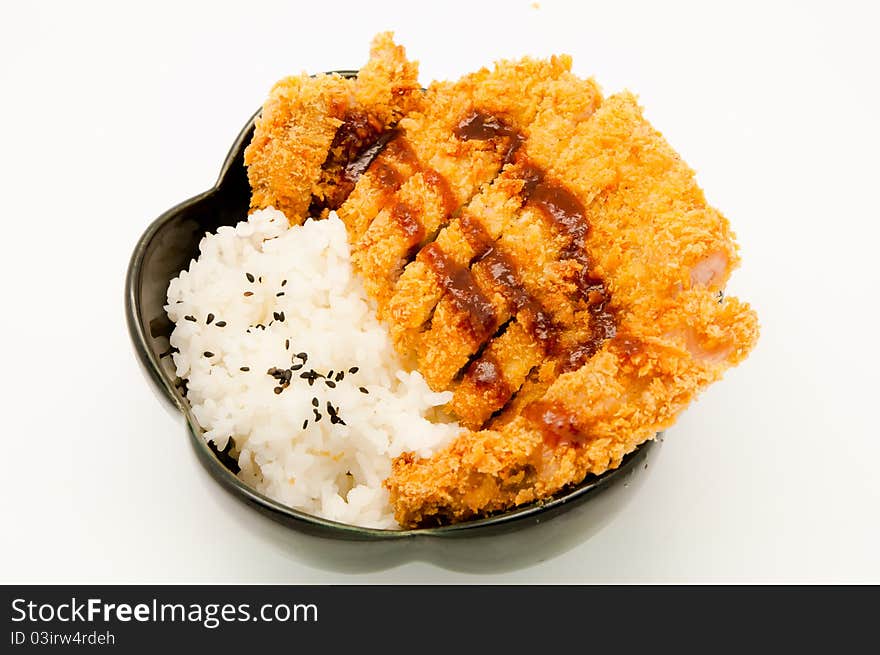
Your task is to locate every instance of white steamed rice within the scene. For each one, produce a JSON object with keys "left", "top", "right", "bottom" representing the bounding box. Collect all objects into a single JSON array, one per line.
[{"left": 165, "top": 208, "right": 459, "bottom": 528}]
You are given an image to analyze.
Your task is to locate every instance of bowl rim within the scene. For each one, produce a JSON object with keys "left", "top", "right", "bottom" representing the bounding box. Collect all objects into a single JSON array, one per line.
[{"left": 124, "top": 70, "right": 654, "bottom": 540}]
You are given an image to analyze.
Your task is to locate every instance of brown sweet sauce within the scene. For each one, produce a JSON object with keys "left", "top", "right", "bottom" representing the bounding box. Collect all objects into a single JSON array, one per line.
[
  {"left": 454, "top": 111, "right": 518, "bottom": 141},
  {"left": 387, "top": 109, "right": 622, "bottom": 442},
  {"left": 372, "top": 158, "right": 404, "bottom": 188},
  {"left": 463, "top": 352, "right": 512, "bottom": 410},
  {"left": 421, "top": 243, "right": 498, "bottom": 341},
  {"left": 458, "top": 212, "right": 493, "bottom": 257},
  {"left": 523, "top": 400, "right": 590, "bottom": 448},
  {"left": 390, "top": 202, "right": 425, "bottom": 245},
  {"left": 477, "top": 248, "right": 558, "bottom": 348},
  {"left": 422, "top": 169, "right": 457, "bottom": 219},
  {"left": 453, "top": 110, "right": 525, "bottom": 165},
  {"left": 314, "top": 111, "right": 387, "bottom": 211},
  {"left": 470, "top": 355, "right": 503, "bottom": 387},
  {"left": 343, "top": 130, "right": 398, "bottom": 186},
  {"left": 519, "top": 162, "right": 589, "bottom": 260},
  {"left": 563, "top": 275, "right": 617, "bottom": 372},
  {"left": 368, "top": 136, "right": 456, "bottom": 247},
  {"left": 452, "top": 109, "right": 621, "bottom": 432}
]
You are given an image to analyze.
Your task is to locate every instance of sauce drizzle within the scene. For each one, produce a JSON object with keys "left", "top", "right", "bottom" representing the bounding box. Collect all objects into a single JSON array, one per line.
[
  {"left": 313, "top": 110, "right": 387, "bottom": 211},
  {"left": 390, "top": 202, "right": 425, "bottom": 246},
  {"left": 477, "top": 248, "right": 558, "bottom": 348},
  {"left": 453, "top": 110, "right": 525, "bottom": 165},
  {"left": 421, "top": 243, "right": 498, "bottom": 341},
  {"left": 523, "top": 400, "right": 590, "bottom": 448}
]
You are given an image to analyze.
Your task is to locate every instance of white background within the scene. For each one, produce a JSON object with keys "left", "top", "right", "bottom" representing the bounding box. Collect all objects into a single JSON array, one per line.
[{"left": 2, "top": 0, "right": 878, "bottom": 583}]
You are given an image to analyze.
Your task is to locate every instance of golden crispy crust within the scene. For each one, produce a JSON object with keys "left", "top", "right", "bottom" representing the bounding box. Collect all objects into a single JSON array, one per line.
[
  {"left": 244, "top": 32, "right": 420, "bottom": 222},
  {"left": 388, "top": 290, "right": 759, "bottom": 527},
  {"left": 341, "top": 57, "right": 596, "bottom": 313},
  {"left": 384, "top": 94, "right": 759, "bottom": 527},
  {"left": 244, "top": 36, "right": 759, "bottom": 528}
]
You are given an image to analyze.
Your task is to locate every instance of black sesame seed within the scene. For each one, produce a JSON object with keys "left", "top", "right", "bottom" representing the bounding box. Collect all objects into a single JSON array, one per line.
[
  {"left": 359, "top": 387, "right": 369, "bottom": 394},
  {"left": 326, "top": 401, "right": 336, "bottom": 415},
  {"left": 331, "top": 415, "right": 346, "bottom": 426},
  {"left": 246, "top": 272, "right": 255, "bottom": 283},
  {"left": 312, "top": 398, "right": 319, "bottom": 407},
  {"left": 291, "top": 363, "right": 303, "bottom": 371},
  {"left": 279, "top": 311, "right": 285, "bottom": 322},
  {"left": 348, "top": 367, "right": 359, "bottom": 374},
  {"left": 276, "top": 292, "right": 285, "bottom": 297},
  {"left": 203, "top": 351, "right": 214, "bottom": 358},
  {"left": 335, "top": 371, "right": 344, "bottom": 382},
  {"left": 273, "top": 312, "right": 281, "bottom": 321},
  {"left": 324, "top": 380, "right": 336, "bottom": 389},
  {"left": 274, "top": 386, "right": 283, "bottom": 394},
  {"left": 243, "top": 291, "right": 253, "bottom": 297},
  {"left": 184, "top": 315, "right": 196, "bottom": 322},
  {"left": 240, "top": 366, "right": 250, "bottom": 372},
  {"left": 215, "top": 321, "right": 227, "bottom": 328},
  {"left": 296, "top": 353, "right": 307, "bottom": 361},
  {"left": 285, "top": 339, "right": 290, "bottom": 350},
  {"left": 258, "top": 276, "right": 262, "bottom": 283},
  {"left": 206, "top": 313, "right": 214, "bottom": 324},
  {"left": 313, "top": 410, "right": 322, "bottom": 422},
  {"left": 327, "top": 370, "right": 334, "bottom": 379},
  {"left": 281, "top": 279, "right": 287, "bottom": 287},
  {"left": 302, "top": 419, "right": 309, "bottom": 430}
]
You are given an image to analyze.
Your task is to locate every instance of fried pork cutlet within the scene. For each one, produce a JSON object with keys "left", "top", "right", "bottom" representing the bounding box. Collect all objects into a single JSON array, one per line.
[
  {"left": 244, "top": 32, "right": 421, "bottom": 221},
  {"left": 244, "top": 36, "right": 759, "bottom": 528},
  {"left": 386, "top": 93, "right": 758, "bottom": 526}
]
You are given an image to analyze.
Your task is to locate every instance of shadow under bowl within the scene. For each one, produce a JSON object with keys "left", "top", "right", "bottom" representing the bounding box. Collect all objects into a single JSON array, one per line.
[{"left": 124, "top": 71, "right": 658, "bottom": 572}]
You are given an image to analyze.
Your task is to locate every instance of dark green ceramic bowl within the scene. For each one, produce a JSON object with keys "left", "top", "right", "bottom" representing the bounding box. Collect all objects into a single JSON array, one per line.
[{"left": 125, "top": 71, "right": 657, "bottom": 570}]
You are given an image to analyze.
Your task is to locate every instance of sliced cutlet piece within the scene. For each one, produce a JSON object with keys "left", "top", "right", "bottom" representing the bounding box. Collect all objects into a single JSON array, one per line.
[
  {"left": 351, "top": 31, "right": 422, "bottom": 127},
  {"left": 340, "top": 80, "right": 512, "bottom": 280},
  {"left": 416, "top": 178, "right": 583, "bottom": 394},
  {"left": 245, "top": 32, "right": 420, "bottom": 223},
  {"left": 387, "top": 290, "right": 759, "bottom": 527},
  {"left": 245, "top": 72, "right": 350, "bottom": 221},
  {"left": 409, "top": 76, "right": 605, "bottom": 395},
  {"left": 387, "top": 174, "right": 526, "bottom": 339},
  {"left": 449, "top": 204, "right": 583, "bottom": 428},
  {"left": 345, "top": 57, "right": 591, "bottom": 314},
  {"left": 564, "top": 93, "right": 740, "bottom": 312},
  {"left": 386, "top": 70, "right": 602, "bottom": 337},
  {"left": 410, "top": 170, "right": 558, "bottom": 390},
  {"left": 336, "top": 137, "right": 423, "bottom": 244},
  {"left": 386, "top": 93, "right": 759, "bottom": 527},
  {"left": 310, "top": 33, "right": 423, "bottom": 215},
  {"left": 450, "top": 321, "right": 542, "bottom": 430},
  {"left": 450, "top": 91, "right": 728, "bottom": 428}
]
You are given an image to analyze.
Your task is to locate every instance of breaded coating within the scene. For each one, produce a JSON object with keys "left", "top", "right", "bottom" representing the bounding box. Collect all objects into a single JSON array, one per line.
[
  {"left": 341, "top": 57, "right": 599, "bottom": 313},
  {"left": 388, "top": 291, "right": 758, "bottom": 526},
  {"left": 383, "top": 67, "right": 601, "bottom": 329},
  {"left": 245, "top": 36, "right": 759, "bottom": 528},
  {"left": 384, "top": 94, "right": 759, "bottom": 527},
  {"left": 244, "top": 32, "right": 420, "bottom": 222}
]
